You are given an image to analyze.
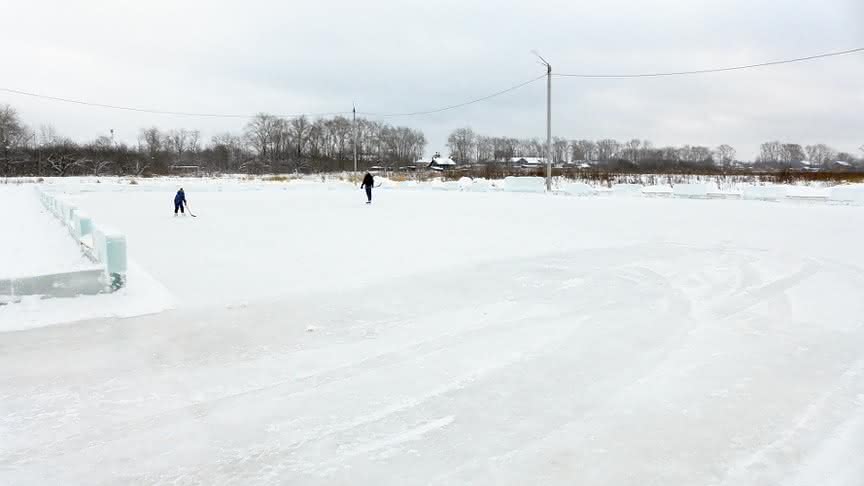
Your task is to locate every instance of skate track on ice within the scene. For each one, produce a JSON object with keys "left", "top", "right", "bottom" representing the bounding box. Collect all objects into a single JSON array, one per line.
[{"left": 2, "top": 185, "right": 864, "bottom": 484}]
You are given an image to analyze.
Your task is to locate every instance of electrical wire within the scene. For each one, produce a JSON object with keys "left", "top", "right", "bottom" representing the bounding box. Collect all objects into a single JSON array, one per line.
[
  {"left": 0, "top": 87, "right": 350, "bottom": 119},
  {"left": 1, "top": 47, "right": 861, "bottom": 119},
  {"left": 553, "top": 47, "right": 864, "bottom": 78},
  {"left": 358, "top": 75, "right": 546, "bottom": 117}
]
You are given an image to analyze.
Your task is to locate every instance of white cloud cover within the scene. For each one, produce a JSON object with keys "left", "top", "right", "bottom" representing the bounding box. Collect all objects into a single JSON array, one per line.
[{"left": 2, "top": 0, "right": 862, "bottom": 158}]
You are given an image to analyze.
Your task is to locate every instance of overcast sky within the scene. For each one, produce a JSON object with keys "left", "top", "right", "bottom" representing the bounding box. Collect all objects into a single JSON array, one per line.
[{"left": 2, "top": 0, "right": 862, "bottom": 159}]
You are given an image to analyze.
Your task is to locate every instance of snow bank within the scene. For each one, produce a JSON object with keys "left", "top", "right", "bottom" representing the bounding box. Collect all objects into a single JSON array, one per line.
[
  {"left": 561, "top": 182, "right": 596, "bottom": 196},
  {"left": 0, "top": 187, "right": 93, "bottom": 279},
  {"left": 673, "top": 183, "right": 709, "bottom": 198},
  {"left": 430, "top": 180, "right": 460, "bottom": 191},
  {"left": 643, "top": 185, "right": 673, "bottom": 197},
  {"left": 612, "top": 184, "right": 643, "bottom": 197},
  {"left": 786, "top": 186, "right": 829, "bottom": 201},
  {"left": 503, "top": 176, "right": 546, "bottom": 193},
  {"left": 457, "top": 177, "right": 474, "bottom": 191},
  {"left": 470, "top": 179, "right": 493, "bottom": 192},
  {"left": 456, "top": 178, "right": 493, "bottom": 192},
  {"left": 742, "top": 185, "right": 787, "bottom": 201},
  {"left": 828, "top": 185, "right": 864, "bottom": 204}
]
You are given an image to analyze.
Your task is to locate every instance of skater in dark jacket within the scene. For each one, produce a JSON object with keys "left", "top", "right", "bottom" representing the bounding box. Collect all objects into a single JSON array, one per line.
[
  {"left": 174, "top": 188, "right": 187, "bottom": 215},
  {"left": 361, "top": 173, "right": 374, "bottom": 204}
]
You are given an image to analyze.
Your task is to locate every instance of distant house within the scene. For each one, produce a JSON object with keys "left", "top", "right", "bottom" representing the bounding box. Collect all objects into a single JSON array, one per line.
[
  {"left": 509, "top": 156, "right": 546, "bottom": 168},
  {"left": 567, "top": 159, "right": 593, "bottom": 169},
  {"left": 416, "top": 153, "right": 458, "bottom": 171}
]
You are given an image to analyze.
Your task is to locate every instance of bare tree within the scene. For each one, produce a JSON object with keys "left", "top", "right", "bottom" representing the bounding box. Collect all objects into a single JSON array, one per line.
[
  {"left": 188, "top": 130, "right": 201, "bottom": 163},
  {"left": 244, "top": 114, "right": 279, "bottom": 161},
  {"left": 759, "top": 141, "right": 783, "bottom": 164},
  {"left": 80, "top": 135, "right": 115, "bottom": 175},
  {"left": 596, "top": 139, "right": 620, "bottom": 162},
  {"left": 38, "top": 124, "right": 61, "bottom": 145},
  {"left": 715, "top": 144, "right": 736, "bottom": 167},
  {"left": 638, "top": 140, "right": 653, "bottom": 161},
  {"left": 476, "top": 135, "right": 494, "bottom": 163},
  {"left": 782, "top": 143, "right": 805, "bottom": 163},
  {"left": 571, "top": 139, "right": 596, "bottom": 161},
  {"left": 0, "top": 104, "right": 27, "bottom": 156},
  {"left": 624, "top": 139, "right": 641, "bottom": 163},
  {"left": 289, "top": 116, "right": 311, "bottom": 158},
  {"left": 447, "top": 127, "right": 476, "bottom": 164},
  {"left": 805, "top": 144, "right": 836, "bottom": 167},
  {"left": 552, "top": 137, "right": 568, "bottom": 164},
  {"left": 211, "top": 133, "right": 247, "bottom": 172},
  {"left": 139, "top": 127, "right": 163, "bottom": 159},
  {"left": 165, "top": 129, "right": 190, "bottom": 165}
]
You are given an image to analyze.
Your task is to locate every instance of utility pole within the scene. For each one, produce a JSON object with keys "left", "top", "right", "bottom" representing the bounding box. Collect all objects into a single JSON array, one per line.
[
  {"left": 352, "top": 104, "right": 358, "bottom": 174},
  {"left": 533, "top": 51, "right": 553, "bottom": 192}
]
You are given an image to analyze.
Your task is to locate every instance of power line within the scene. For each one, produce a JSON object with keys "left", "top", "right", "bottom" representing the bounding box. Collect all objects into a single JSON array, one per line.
[
  {"left": 0, "top": 87, "right": 350, "bottom": 119},
  {"left": 0, "top": 75, "right": 545, "bottom": 120},
  {"left": 553, "top": 47, "right": 864, "bottom": 78},
  {"left": 1, "top": 47, "right": 861, "bottom": 120},
  {"left": 357, "top": 75, "right": 546, "bottom": 117}
]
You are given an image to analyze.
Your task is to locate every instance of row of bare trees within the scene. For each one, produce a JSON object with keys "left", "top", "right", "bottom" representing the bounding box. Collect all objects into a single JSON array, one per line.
[
  {"left": 242, "top": 113, "right": 426, "bottom": 171},
  {"left": 446, "top": 127, "right": 735, "bottom": 168},
  {"left": 446, "top": 126, "right": 864, "bottom": 171},
  {"left": 2, "top": 102, "right": 862, "bottom": 177},
  {"left": 758, "top": 141, "right": 857, "bottom": 167},
  {"left": 0, "top": 104, "right": 427, "bottom": 176}
]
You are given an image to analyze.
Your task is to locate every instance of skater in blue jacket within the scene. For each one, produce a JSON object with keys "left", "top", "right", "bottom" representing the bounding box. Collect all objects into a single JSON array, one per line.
[{"left": 174, "top": 188, "right": 187, "bottom": 215}]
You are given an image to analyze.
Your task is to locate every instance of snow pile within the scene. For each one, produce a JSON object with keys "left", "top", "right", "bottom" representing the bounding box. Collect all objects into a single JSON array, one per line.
[
  {"left": 829, "top": 184, "right": 864, "bottom": 204},
  {"left": 673, "top": 183, "right": 709, "bottom": 198},
  {"left": 502, "top": 176, "right": 545, "bottom": 193},
  {"left": 0, "top": 187, "right": 94, "bottom": 280},
  {"left": 612, "top": 183, "right": 643, "bottom": 196},
  {"left": 643, "top": 185, "right": 673, "bottom": 197},
  {"left": 561, "top": 182, "right": 596, "bottom": 196},
  {"left": 786, "top": 186, "right": 829, "bottom": 200},
  {"left": 457, "top": 177, "right": 474, "bottom": 191},
  {"left": 430, "top": 180, "right": 460, "bottom": 191},
  {"left": 469, "top": 179, "right": 493, "bottom": 192},
  {"left": 742, "top": 185, "right": 787, "bottom": 201}
]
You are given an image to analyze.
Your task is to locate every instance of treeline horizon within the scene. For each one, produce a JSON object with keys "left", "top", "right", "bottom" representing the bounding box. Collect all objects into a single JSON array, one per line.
[{"left": 1, "top": 104, "right": 862, "bottom": 177}]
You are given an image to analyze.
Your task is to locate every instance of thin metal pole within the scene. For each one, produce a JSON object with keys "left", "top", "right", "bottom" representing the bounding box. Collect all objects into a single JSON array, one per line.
[
  {"left": 545, "top": 63, "right": 552, "bottom": 192},
  {"left": 533, "top": 50, "right": 553, "bottom": 192},
  {"left": 352, "top": 105, "right": 358, "bottom": 174}
]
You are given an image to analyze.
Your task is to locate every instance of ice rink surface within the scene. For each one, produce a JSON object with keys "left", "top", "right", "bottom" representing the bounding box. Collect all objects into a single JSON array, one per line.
[{"left": 2, "top": 182, "right": 863, "bottom": 485}]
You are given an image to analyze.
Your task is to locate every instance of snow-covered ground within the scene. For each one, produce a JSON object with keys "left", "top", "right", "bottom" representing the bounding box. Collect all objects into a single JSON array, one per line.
[
  {"left": 2, "top": 180, "right": 864, "bottom": 485},
  {"left": 0, "top": 185, "right": 95, "bottom": 279}
]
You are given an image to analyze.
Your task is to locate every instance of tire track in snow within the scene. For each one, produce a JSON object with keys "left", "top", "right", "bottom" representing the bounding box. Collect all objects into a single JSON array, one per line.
[
  {"left": 2, "top": 301, "right": 589, "bottom": 468},
  {"left": 716, "top": 358, "right": 864, "bottom": 485},
  {"left": 712, "top": 260, "right": 821, "bottom": 321},
  {"left": 123, "top": 311, "right": 600, "bottom": 484},
  {"left": 425, "top": 264, "right": 699, "bottom": 485}
]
